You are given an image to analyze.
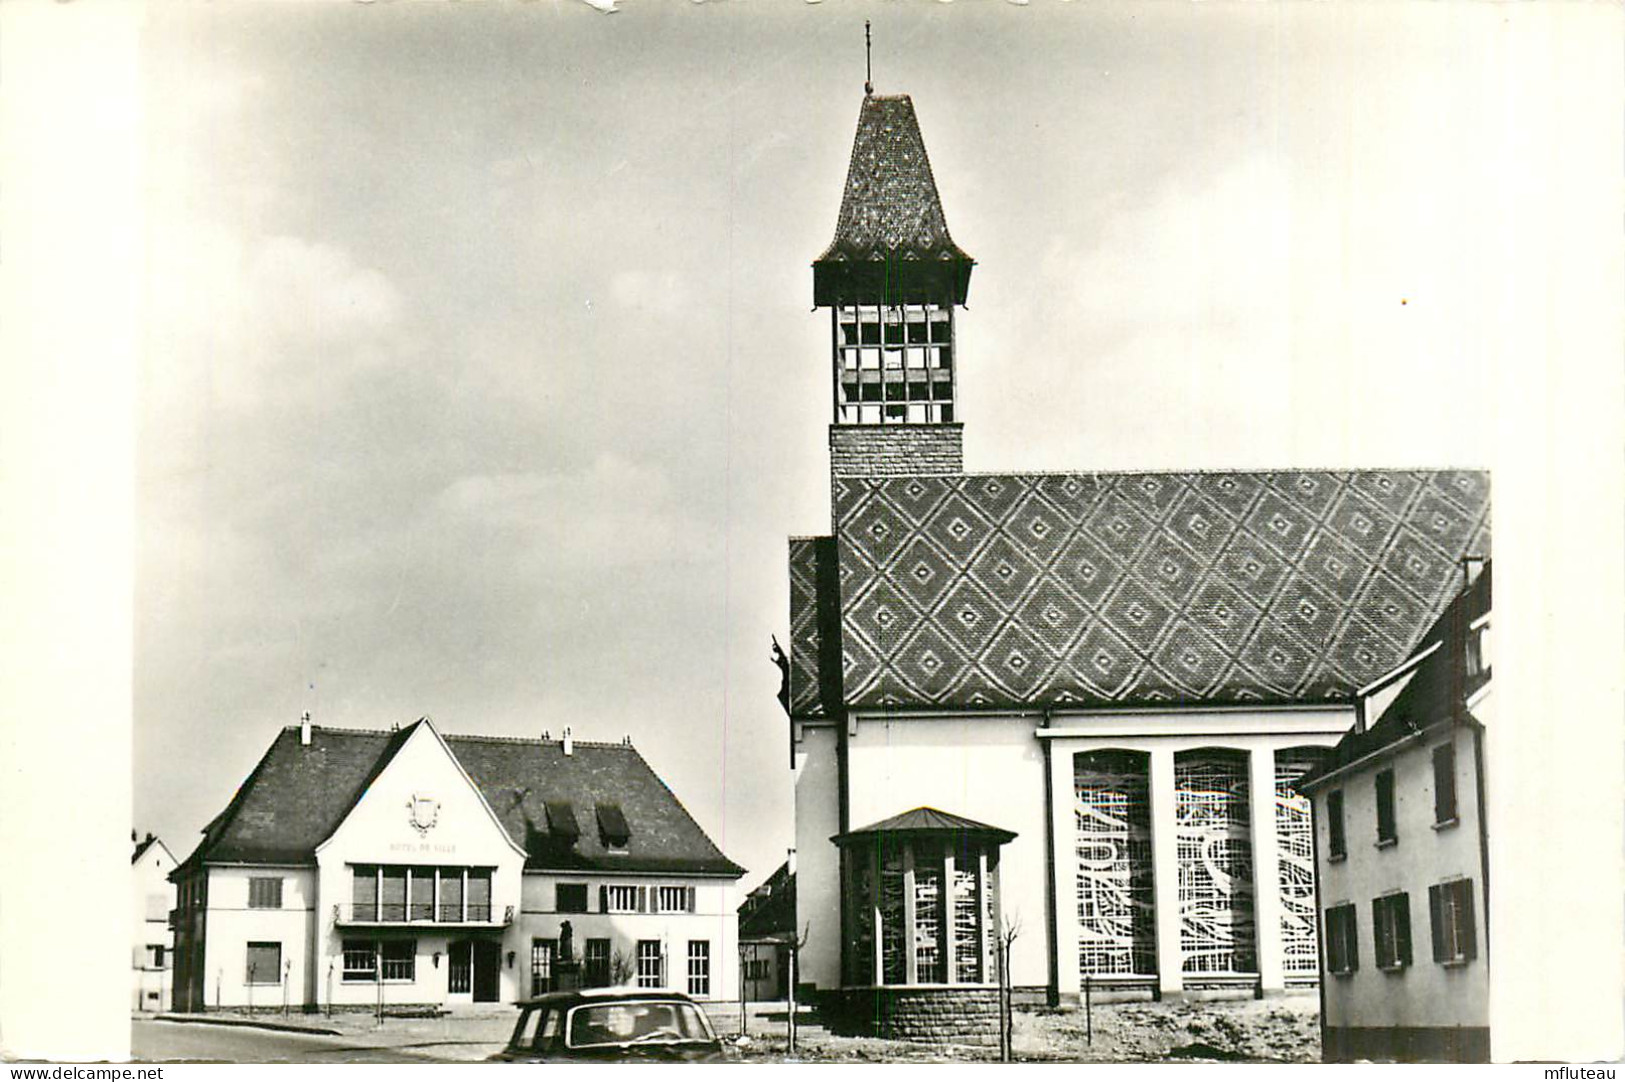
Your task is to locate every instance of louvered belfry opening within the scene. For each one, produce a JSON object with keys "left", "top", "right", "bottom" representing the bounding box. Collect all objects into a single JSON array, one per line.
[{"left": 815, "top": 94, "right": 973, "bottom": 443}]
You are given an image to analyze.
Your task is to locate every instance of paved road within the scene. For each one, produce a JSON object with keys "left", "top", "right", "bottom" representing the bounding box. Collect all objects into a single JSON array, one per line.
[{"left": 131, "top": 1019, "right": 448, "bottom": 1063}]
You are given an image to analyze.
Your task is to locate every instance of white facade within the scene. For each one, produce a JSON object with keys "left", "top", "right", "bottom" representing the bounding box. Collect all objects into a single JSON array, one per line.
[
  {"left": 174, "top": 722, "right": 739, "bottom": 1011},
  {"left": 131, "top": 838, "right": 176, "bottom": 1011},
  {"left": 793, "top": 705, "right": 1350, "bottom": 1001}
]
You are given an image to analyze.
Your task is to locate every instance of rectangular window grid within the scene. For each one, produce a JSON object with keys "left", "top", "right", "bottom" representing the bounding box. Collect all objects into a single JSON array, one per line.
[
  {"left": 1277, "top": 750, "right": 1329, "bottom": 977},
  {"left": 584, "top": 938, "right": 611, "bottom": 987},
  {"left": 531, "top": 939, "right": 555, "bottom": 997},
  {"left": 1175, "top": 750, "right": 1257, "bottom": 975},
  {"left": 342, "top": 940, "right": 376, "bottom": 982},
  {"left": 686, "top": 940, "right": 710, "bottom": 997},
  {"left": 380, "top": 940, "right": 415, "bottom": 981},
  {"left": 834, "top": 303, "right": 955, "bottom": 424},
  {"left": 1074, "top": 750, "right": 1157, "bottom": 978},
  {"left": 606, "top": 885, "right": 642, "bottom": 913},
  {"left": 656, "top": 886, "right": 695, "bottom": 913},
  {"left": 636, "top": 940, "right": 662, "bottom": 988}
]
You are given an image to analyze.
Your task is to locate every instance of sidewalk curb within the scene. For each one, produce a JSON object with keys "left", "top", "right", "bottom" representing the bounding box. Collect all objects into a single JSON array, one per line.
[{"left": 150, "top": 1014, "right": 341, "bottom": 1037}]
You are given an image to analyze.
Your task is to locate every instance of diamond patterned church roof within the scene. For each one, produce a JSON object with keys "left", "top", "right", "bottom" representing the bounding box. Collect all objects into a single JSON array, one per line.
[
  {"left": 813, "top": 95, "right": 974, "bottom": 306},
  {"left": 789, "top": 469, "right": 1489, "bottom": 714}
]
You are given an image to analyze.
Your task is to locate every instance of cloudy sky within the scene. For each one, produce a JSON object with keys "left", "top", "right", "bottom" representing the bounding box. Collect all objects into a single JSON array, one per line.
[{"left": 134, "top": 1, "right": 1612, "bottom": 887}]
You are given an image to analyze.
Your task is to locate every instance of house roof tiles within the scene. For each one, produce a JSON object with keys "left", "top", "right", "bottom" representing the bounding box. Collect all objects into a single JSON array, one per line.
[{"left": 174, "top": 722, "right": 743, "bottom": 878}]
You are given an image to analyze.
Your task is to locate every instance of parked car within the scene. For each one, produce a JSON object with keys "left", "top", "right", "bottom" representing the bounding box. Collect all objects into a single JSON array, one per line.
[{"left": 491, "top": 988, "right": 729, "bottom": 1063}]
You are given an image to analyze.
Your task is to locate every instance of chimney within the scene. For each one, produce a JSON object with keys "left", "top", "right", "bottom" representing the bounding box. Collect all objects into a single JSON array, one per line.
[
  {"left": 562, "top": 727, "right": 573, "bottom": 756},
  {"left": 300, "top": 711, "right": 312, "bottom": 746}
]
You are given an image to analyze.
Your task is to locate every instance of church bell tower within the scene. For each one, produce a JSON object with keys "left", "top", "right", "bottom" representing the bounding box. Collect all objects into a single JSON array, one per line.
[{"left": 814, "top": 88, "right": 973, "bottom": 479}]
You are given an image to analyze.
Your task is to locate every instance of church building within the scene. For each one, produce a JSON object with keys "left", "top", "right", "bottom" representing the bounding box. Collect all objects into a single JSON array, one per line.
[
  {"left": 783, "top": 90, "right": 1490, "bottom": 1039},
  {"left": 170, "top": 716, "right": 743, "bottom": 1012}
]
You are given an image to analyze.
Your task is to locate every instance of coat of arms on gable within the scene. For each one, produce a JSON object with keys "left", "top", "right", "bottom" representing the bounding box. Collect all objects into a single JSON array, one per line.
[{"left": 407, "top": 794, "right": 440, "bottom": 837}]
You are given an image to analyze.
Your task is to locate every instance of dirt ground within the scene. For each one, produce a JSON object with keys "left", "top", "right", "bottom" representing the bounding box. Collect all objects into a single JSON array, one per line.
[
  {"left": 732, "top": 995, "right": 1322, "bottom": 1063},
  {"left": 163, "top": 993, "right": 1321, "bottom": 1063}
]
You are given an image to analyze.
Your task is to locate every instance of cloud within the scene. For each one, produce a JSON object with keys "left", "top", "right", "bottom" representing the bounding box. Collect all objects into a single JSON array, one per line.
[
  {"left": 433, "top": 453, "right": 715, "bottom": 571},
  {"left": 145, "top": 226, "right": 404, "bottom": 416}
]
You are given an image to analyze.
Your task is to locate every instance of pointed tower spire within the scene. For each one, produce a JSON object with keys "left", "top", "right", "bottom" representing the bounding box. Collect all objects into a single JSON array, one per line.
[{"left": 813, "top": 93, "right": 973, "bottom": 452}]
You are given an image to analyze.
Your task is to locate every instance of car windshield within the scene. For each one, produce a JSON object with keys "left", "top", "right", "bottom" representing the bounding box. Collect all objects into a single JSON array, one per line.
[{"left": 566, "top": 1001, "right": 716, "bottom": 1048}]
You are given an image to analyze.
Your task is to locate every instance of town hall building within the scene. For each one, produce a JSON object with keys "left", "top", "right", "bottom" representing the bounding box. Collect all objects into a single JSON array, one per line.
[
  {"left": 783, "top": 90, "right": 1489, "bottom": 1039},
  {"left": 170, "top": 715, "right": 743, "bottom": 1012}
]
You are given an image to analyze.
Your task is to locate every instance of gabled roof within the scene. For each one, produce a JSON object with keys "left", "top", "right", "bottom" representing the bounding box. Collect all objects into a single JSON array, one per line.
[
  {"left": 132, "top": 835, "right": 175, "bottom": 866},
  {"left": 833, "top": 806, "right": 1017, "bottom": 846},
  {"left": 1296, "top": 563, "right": 1490, "bottom": 790},
  {"left": 790, "top": 468, "right": 1489, "bottom": 714},
  {"left": 174, "top": 724, "right": 744, "bottom": 878},
  {"left": 737, "top": 861, "right": 796, "bottom": 942},
  {"left": 814, "top": 94, "right": 973, "bottom": 306}
]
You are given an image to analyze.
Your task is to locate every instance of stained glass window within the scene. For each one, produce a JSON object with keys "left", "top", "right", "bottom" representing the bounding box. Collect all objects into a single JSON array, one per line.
[
  {"left": 1074, "top": 750, "right": 1157, "bottom": 977},
  {"left": 1176, "top": 749, "right": 1257, "bottom": 975}
]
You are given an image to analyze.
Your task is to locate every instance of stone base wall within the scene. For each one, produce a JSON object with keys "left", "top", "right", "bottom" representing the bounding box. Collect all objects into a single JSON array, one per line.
[
  {"left": 1323, "top": 1025, "right": 1490, "bottom": 1064},
  {"left": 828, "top": 986, "right": 1001, "bottom": 1045}
]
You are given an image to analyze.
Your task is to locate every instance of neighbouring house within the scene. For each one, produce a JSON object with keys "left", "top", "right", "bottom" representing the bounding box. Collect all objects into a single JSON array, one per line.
[
  {"left": 737, "top": 861, "right": 796, "bottom": 1002},
  {"left": 170, "top": 716, "right": 744, "bottom": 1012},
  {"left": 1295, "top": 562, "right": 1491, "bottom": 1062},
  {"left": 782, "top": 88, "right": 1490, "bottom": 1041},
  {"left": 132, "top": 832, "right": 177, "bottom": 1012}
]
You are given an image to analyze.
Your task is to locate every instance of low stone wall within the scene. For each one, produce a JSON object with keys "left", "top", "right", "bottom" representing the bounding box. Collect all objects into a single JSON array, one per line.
[{"left": 827, "top": 986, "right": 1001, "bottom": 1045}]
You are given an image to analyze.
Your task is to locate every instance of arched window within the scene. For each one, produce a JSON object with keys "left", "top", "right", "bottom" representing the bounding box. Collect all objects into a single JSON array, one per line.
[
  {"left": 1074, "top": 749, "right": 1156, "bottom": 978},
  {"left": 1175, "top": 748, "right": 1256, "bottom": 975},
  {"left": 835, "top": 807, "right": 1015, "bottom": 987}
]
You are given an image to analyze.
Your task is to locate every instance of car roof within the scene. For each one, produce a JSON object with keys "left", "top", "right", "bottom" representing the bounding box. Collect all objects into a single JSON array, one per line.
[{"left": 514, "top": 987, "right": 699, "bottom": 1009}]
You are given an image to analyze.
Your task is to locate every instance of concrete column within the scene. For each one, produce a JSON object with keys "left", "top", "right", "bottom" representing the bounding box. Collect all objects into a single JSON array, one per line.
[
  {"left": 870, "top": 847, "right": 883, "bottom": 985},
  {"left": 1050, "top": 744, "right": 1080, "bottom": 1000},
  {"left": 1249, "top": 745, "right": 1285, "bottom": 994},
  {"left": 1149, "top": 746, "right": 1184, "bottom": 999},
  {"left": 902, "top": 844, "right": 919, "bottom": 985},
  {"left": 942, "top": 849, "right": 956, "bottom": 983}
]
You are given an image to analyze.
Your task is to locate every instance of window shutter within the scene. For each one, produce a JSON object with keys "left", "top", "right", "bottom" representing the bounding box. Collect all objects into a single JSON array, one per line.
[
  {"left": 1396, "top": 894, "right": 1412, "bottom": 966},
  {"left": 599, "top": 885, "right": 608, "bottom": 914},
  {"left": 1429, "top": 884, "right": 1446, "bottom": 962},
  {"left": 651, "top": 888, "right": 661, "bottom": 915},
  {"left": 1347, "top": 906, "right": 1359, "bottom": 973},
  {"left": 1433, "top": 743, "right": 1457, "bottom": 823},
  {"left": 637, "top": 886, "right": 648, "bottom": 913},
  {"left": 1458, "top": 881, "right": 1478, "bottom": 961},
  {"left": 686, "top": 886, "right": 696, "bottom": 913}
]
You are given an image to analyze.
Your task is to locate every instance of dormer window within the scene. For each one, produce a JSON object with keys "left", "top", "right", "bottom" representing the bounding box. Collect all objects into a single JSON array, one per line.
[
  {"left": 596, "top": 803, "right": 631, "bottom": 851},
  {"left": 545, "top": 801, "right": 580, "bottom": 842}
]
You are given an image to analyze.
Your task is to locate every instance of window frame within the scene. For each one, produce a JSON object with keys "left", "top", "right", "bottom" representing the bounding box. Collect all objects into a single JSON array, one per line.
[
  {"left": 686, "top": 940, "right": 711, "bottom": 997},
  {"left": 583, "top": 938, "right": 612, "bottom": 988},
  {"left": 245, "top": 941, "right": 282, "bottom": 985},
  {"left": 656, "top": 885, "right": 695, "bottom": 914},
  {"left": 531, "top": 938, "right": 556, "bottom": 997},
  {"left": 1324, "top": 903, "right": 1359, "bottom": 976},
  {"left": 248, "top": 876, "right": 284, "bottom": 910},
  {"left": 380, "top": 939, "right": 416, "bottom": 982},
  {"left": 1374, "top": 769, "right": 1398, "bottom": 846},
  {"left": 1432, "top": 741, "right": 1459, "bottom": 827},
  {"left": 1430, "top": 878, "right": 1478, "bottom": 965},
  {"left": 1326, "top": 789, "right": 1347, "bottom": 860},
  {"left": 1372, "top": 892, "right": 1413, "bottom": 971},
  {"left": 341, "top": 939, "right": 377, "bottom": 983},
  {"left": 556, "top": 882, "right": 589, "bottom": 914},
  {"left": 635, "top": 939, "right": 662, "bottom": 989}
]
